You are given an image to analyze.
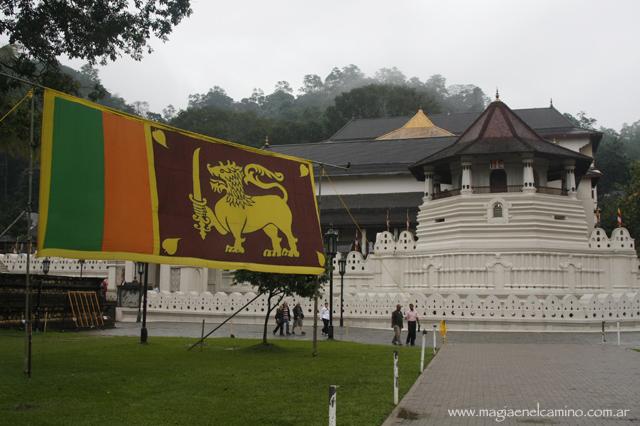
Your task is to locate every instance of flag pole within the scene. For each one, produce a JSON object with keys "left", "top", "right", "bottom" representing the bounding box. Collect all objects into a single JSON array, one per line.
[
  {"left": 24, "top": 89, "right": 35, "bottom": 377},
  {"left": 306, "top": 160, "right": 349, "bottom": 357}
]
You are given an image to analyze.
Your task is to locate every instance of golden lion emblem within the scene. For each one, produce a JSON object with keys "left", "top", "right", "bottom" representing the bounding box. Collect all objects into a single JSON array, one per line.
[{"left": 190, "top": 150, "right": 299, "bottom": 258}]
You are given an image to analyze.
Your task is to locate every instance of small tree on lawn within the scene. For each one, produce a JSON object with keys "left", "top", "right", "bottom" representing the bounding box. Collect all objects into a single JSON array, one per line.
[{"left": 233, "top": 270, "right": 324, "bottom": 345}]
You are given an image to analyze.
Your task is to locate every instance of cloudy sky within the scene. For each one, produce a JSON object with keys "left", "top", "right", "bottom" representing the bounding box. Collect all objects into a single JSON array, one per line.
[{"left": 63, "top": 0, "right": 639, "bottom": 130}]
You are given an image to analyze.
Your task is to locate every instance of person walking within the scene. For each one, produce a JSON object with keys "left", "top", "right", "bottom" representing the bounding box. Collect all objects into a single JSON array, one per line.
[
  {"left": 391, "top": 304, "right": 403, "bottom": 345},
  {"left": 281, "top": 302, "right": 291, "bottom": 335},
  {"left": 291, "top": 302, "right": 305, "bottom": 335},
  {"left": 320, "top": 302, "right": 330, "bottom": 336},
  {"left": 405, "top": 304, "right": 420, "bottom": 346},
  {"left": 273, "top": 305, "right": 283, "bottom": 335}
]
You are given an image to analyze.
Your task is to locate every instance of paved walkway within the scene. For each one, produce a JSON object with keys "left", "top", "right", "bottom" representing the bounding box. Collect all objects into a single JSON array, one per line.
[{"left": 384, "top": 341, "right": 640, "bottom": 425}]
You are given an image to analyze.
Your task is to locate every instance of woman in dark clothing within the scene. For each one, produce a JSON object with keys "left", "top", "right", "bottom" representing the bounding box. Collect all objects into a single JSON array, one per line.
[{"left": 273, "top": 305, "right": 283, "bottom": 335}]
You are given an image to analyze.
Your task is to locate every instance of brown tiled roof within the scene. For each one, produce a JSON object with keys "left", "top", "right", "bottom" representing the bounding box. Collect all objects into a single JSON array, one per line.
[{"left": 410, "top": 100, "right": 593, "bottom": 169}]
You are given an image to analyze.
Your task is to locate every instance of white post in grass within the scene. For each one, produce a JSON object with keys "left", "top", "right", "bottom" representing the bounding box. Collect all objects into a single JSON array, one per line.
[
  {"left": 420, "top": 329, "right": 427, "bottom": 372},
  {"left": 432, "top": 324, "right": 437, "bottom": 354},
  {"left": 617, "top": 321, "right": 620, "bottom": 346},
  {"left": 393, "top": 351, "right": 399, "bottom": 405},
  {"left": 328, "top": 385, "right": 337, "bottom": 426}
]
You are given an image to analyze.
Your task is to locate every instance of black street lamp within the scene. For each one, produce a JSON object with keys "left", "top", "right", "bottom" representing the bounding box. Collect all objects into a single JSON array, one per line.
[
  {"left": 324, "top": 227, "right": 338, "bottom": 339},
  {"left": 35, "top": 258, "right": 50, "bottom": 331},
  {"left": 140, "top": 263, "right": 149, "bottom": 344},
  {"left": 136, "top": 262, "right": 144, "bottom": 323},
  {"left": 78, "top": 259, "right": 85, "bottom": 278},
  {"left": 42, "top": 258, "right": 50, "bottom": 276},
  {"left": 338, "top": 255, "right": 347, "bottom": 327}
]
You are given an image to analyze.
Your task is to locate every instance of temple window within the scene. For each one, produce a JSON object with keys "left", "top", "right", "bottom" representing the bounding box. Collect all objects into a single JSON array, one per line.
[{"left": 493, "top": 203, "right": 503, "bottom": 218}]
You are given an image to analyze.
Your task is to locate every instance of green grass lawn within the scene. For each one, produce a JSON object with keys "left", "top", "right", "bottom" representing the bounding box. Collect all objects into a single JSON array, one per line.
[{"left": 0, "top": 331, "right": 430, "bottom": 425}]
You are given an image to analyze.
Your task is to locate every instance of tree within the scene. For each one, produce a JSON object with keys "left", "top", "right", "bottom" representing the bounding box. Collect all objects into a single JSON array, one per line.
[
  {"left": 594, "top": 128, "right": 630, "bottom": 198},
  {"left": 188, "top": 86, "right": 234, "bottom": 110},
  {"left": 618, "top": 161, "right": 640, "bottom": 254},
  {"left": 374, "top": 67, "right": 406, "bottom": 86},
  {"left": 324, "top": 84, "right": 441, "bottom": 134},
  {"left": 299, "top": 74, "right": 324, "bottom": 95},
  {"left": 232, "top": 270, "right": 323, "bottom": 345},
  {"left": 563, "top": 111, "right": 597, "bottom": 130},
  {"left": 324, "top": 64, "right": 367, "bottom": 93},
  {"left": 0, "top": 0, "right": 192, "bottom": 67},
  {"left": 443, "top": 84, "right": 489, "bottom": 112},
  {"left": 620, "top": 120, "right": 640, "bottom": 160}
]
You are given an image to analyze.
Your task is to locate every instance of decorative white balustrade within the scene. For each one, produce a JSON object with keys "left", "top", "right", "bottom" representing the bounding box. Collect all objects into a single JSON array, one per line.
[
  {"left": 144, "top": 289, "right": 640, "bottom": 326},
  {"left": 0, "top": 253, "right": 109, "bottom": 277}
]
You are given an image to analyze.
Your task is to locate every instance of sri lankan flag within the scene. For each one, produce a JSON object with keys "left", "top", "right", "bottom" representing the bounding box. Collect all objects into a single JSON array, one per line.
[{"left": 38, "top": 89, "right": 325, "bottom": 274}]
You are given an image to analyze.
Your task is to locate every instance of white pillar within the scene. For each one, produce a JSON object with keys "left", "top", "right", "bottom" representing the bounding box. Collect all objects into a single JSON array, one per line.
[
  {"left": 460, "top": 161, "right": 473, "bottom": 195},
  {"left": 522, "top": 158, "right": 536, "bottom": 193},
  {"left": 565, "top": 163, "right": 577, "bottom": 198},
  {"left": 200, "top": 268, "right": 209, "bottom": 293},
  {"left": 107, "top": 263, "right": 118, "bottom": 297},
  {"left": 159, "top": 264, "right": 171, "bottom": 292},
  {"left": 124, "top": 261, "right": 135, "bottom": 282},
  {"left": 424, "top": 168, "right": 434, "bottom": 201}
]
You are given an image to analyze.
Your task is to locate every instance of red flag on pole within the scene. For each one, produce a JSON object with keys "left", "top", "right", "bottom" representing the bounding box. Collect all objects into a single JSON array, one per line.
[
  {"left": 386, "top": 209, "right": 390, "bottom": 232},
  {"left": 617, "top": 208, "right": 623, "bottom": 228},
  {"left": 406, "top": 209, "right": 410, "bottom": 231}
]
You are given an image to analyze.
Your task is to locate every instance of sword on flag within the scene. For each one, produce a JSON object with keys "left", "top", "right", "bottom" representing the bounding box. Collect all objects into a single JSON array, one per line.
[{"left": 189, "top": 148, "right": 212, "bottom": 240}]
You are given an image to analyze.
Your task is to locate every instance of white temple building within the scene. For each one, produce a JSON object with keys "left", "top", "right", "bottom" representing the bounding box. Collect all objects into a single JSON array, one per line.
[{"left": 2, "top": 96, "right": 639, "bottom": 330}]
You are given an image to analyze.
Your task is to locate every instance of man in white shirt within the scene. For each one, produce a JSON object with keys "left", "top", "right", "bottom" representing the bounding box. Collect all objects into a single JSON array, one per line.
[
  {"left": 320, "top": 302, "right": 330, "bottom": 336},
  {"left": 405, "top": 303, "right": 420, "bottom": 346}
]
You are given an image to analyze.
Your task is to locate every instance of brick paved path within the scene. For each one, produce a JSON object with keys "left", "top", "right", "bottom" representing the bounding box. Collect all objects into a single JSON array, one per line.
[{"left": 384, "top": 342, "right": 640, "bottom": 425}]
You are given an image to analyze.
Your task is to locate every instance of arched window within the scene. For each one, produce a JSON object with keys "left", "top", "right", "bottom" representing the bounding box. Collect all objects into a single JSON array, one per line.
[
  {"left": 490, "top": 169, "right": 508, "bottom": 193},
  {"left": 493, "top": 202, "right": 503, "bottom": 218}
]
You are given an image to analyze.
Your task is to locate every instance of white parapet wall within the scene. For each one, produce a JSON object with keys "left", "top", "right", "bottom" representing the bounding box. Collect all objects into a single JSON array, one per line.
[{"left": 117, "top": 287, "right": 640, "bottom": 331}]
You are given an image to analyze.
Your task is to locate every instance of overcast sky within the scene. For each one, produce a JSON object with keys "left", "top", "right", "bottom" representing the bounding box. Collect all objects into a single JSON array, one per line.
[{"left": 62, "top": 0, "right": 639, "bottom": 130}]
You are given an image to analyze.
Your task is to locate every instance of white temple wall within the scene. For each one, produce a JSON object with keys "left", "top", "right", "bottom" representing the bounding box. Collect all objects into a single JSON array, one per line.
[
  {"left": 316, "top": 174, "right": 423, "bottom": 195},
  {"left": 416, "top": 193, "right": 590, "bottom": 251},
  {"left": 178, "top": 267, "right": 208, "bottom": 293}
]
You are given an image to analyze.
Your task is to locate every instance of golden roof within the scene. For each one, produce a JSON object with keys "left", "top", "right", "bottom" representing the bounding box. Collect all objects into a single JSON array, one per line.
[{"left": 376, "top": 109, "right": 454, "bottom": 140}]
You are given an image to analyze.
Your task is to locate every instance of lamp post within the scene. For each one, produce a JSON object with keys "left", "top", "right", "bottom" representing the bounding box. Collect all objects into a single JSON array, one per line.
[
  {"left": 35, "top": 258, "right": 50, "bottom": 332},
  {"left": 324, "top": 227, "right": 338, "bottom": 339},
  {"left": 78, "top": 259, "right": 85, "bottom": 278},
  {"left": 42, "top": 258, "right": 50, "bottom": 276},
  {"left": 136, "top": 262, "right": 144, "bottom": 323},
  {"left": 338, "top": 255, "right": 346, "bottom": 327},
  {"left": 140, "top": 262, "right": 149, "bottom": 344}
]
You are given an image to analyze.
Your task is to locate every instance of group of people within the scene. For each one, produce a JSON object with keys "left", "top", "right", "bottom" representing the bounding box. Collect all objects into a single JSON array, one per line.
[
  {"left": 272, "top": 301, "right": 422, "bottom": 346},
  {"left": 391, "top": 303, "right": 420, "bottom": 346},
  {"left": 272, "top": 302, "right": 306, "bottom": 336},
  {"left": 272, "top": 301, "right": 333, "bottom": 337}
]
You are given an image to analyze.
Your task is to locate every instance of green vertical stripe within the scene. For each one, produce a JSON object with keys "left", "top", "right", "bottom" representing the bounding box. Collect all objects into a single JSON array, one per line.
[{"left": 44, "top": 98, "right": 105, "bottom": 250}]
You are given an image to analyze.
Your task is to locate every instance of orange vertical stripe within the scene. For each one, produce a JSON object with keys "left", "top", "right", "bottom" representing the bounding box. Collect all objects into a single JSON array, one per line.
[{"left": 102, "top": 111, "right": 154, "bottom": 253}]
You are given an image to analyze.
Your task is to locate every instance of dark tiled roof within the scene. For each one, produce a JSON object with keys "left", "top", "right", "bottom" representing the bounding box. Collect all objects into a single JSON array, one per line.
[
  {"left": 330, "top": 116, "right": 410, "bottom": 141},
  {"left": 330, "top": 107, "right": 592, "bottom": 141},
  {"left": 409, "top": 101, "right": 593, "bottom": 180},
  {"left": 270, "top": 137, "right": 456, "bottom": 176},
  {"left": 319, "top": 192, "right": 423, "bottom": 226}
]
